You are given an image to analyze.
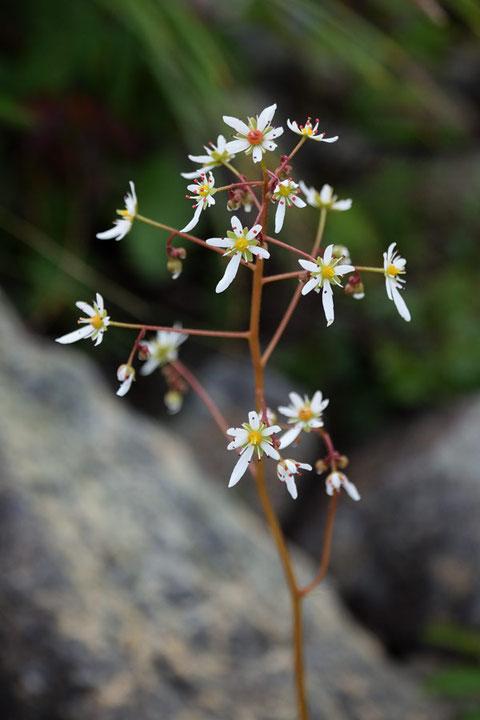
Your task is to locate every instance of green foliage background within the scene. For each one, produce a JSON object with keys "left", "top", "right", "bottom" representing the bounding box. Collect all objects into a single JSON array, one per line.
[{"left": 2, "top": 0, "right": 480, "bottom": 440}]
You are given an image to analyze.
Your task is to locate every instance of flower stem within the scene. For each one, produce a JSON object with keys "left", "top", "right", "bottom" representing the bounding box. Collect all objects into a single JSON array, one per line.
[
  {"left": 298, "top": 493, "right": 338, "bottom": 597},
  {"left": 262, "top": 271, "right": 304, "bottom": 285},
  {"left": 222, "top": 161, "right": 262, "bottom": 211},
  {"left": 249, "top": 160, "right": 309, "bottom": 720},
  {"left": 171, "top": 359, "right": 229, "bottom": 435},
  {"left": 127, "top": 327, "right": 146, "bottom": 367},
  {"left": 310, "top": 208, "right": 327, "bottom": 258},
  {"left": 265, "top": 235, "right": 316, "bottom": 261},
  {"left": 354, "top": 266, "right": 384, "bottom": 274},
  {"left": 261, "top": 285, "right": 303, "bottom": 366},
  {"left": 109, "top": 321, "right": 250, "bottom": 339},
  {"left": 136, "top": 215, "right": 255, "bottom": 270}
]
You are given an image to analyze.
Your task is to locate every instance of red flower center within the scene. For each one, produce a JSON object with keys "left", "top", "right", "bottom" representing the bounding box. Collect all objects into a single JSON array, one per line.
[{"left": 247, "top": 129, "right": 263, "bottom": 145}]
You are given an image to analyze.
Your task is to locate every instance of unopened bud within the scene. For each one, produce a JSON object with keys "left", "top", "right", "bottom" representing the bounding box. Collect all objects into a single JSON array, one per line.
[
  {"left": 117, "top": 363, "right": 135, "bottom": 382},
  {"left": 138, "top": 344, "right": 150, "bottom": 361},
  {"left": 167, "top": 258, "right": 183, "bottom": 280},
  {"left": 164, "top": 390, "right": 183, "bottom": 415},
  {"left": 353, "top": 285, "right": 365, "bottom": 300},
  {"left": 337, "top": 454, "right": 349, "bottom": 469},
  {"left": 332, "top": 245, "right": 351, "bottom": 262},
  {"left": 227, "top": 198, "right": 241, "bottom": 211},
  {"left": 176, "top": 246, "right": 187, "bottom": 260},
  {"left": 315, "top": 459, "right": 329, "bottom": 474}
]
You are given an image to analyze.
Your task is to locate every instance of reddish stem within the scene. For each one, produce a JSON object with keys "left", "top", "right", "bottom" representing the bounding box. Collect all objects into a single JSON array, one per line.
[
  {"left": 127, "top": 327, "right": 146, "bottom": 367},
  {"left": 109, "top": 321, "right": 250, "bottom": 339},
  {"left": 172, "top": 359, "right": 229, "bottom": 435},
  {"left": 297, "top": 493, "right": 338, "bottom": 597},
  {"left": 263, "top": 271, "right": 304, "bottom": 285}
]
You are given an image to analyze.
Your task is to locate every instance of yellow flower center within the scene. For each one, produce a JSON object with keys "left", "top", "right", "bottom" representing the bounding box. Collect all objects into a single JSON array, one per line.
[
  {"left": 90, "top": 314, "right": 103, "bottom": 330},
  {"left": 247, "top": 129, "right": 263, "bottom": 145},
  {"left": 298, "top": 407, "right": 313, "bottom": 421},
  {"left": 198, "top": 184, "right": 210, "bottom": 197},
  {"left": 387, "top": 264, "right": 399, "bottom": 276},
  {"left": 235, "top": 237, "right": 249, "bottom": 252},
  {"left": 248, "top": 430, "right": 263, "bottom": 446},
  {"left": 117, "top": 209, "right": 133, "bottom": 220},
  {"left": 322, "top": 266, "right": 335, "bottom": 280},
  {"left": 278, "top": 184, "right": 291, "bottom": 197}
]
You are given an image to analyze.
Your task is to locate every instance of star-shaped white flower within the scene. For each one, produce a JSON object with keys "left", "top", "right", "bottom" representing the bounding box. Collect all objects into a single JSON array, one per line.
[
  {"left": 298, "top": 244, "right": 355, "bottom": 326},
  {"left": 277, "top": 459, "right": 312, "bottom": 500},
  {"left": 271, "top": 179, "right": 306, "bottom": 233},
  {"left": 384, "top": 242, "right": 411, "bottom": 322},
  {"left": 117, "top": 364, "right": 135, "bottom": 397},
  {"left": 326, "top": 471, "right": 360, "bottom": 501},
  {"left": 286, "top": 118, "right": 338, "bottom": 144},
  {"left": 227, "top": 411, "right": 281, "bottom": 487},
  {"left": 96, "top": 182, "right": 137, "bottom": 241},
  {"left": 181, "top": 172, "right": 216, "bottom": 233},
  {"left": 223, "top": 103, "right": 283, "bottom": 164},
  {"left": 299, "top": 182, "right": 352, "bottom": 212},
  {"left": 181, "top": 135, "right": 235, "bottom": 179},
  {"left": 55, "top": 293, "right": 110, "bottom": 347},
  {"left": 140, "top": 324, "right": 188, "bottom": 376},
  {"left": 278, "top": 391, "right": 329, "bottom": 449},
  {"left": 206, "top": 216, "right": 269, "bottom": 293}
]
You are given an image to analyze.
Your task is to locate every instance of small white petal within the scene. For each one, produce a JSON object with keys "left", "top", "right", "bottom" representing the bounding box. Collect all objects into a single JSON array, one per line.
[
  {"left": 391, "top": 285, "right": 411, "bottom": 322},
  {"left": 228, "top": 445, "right": 254, "bottom": 487},
  {"left": 322, "top": 281, "right": 335, "bottom": 327},
  {"left": 252, "top": 145, "right": 263, "bottom": 163},
  {"left": 302, "top": 277, "right": 318, "bottom": 295},
  {"left": 274, "top": 200, "right": 286, "bottom": 233},
  {"left": 223, "top": 115, "right": 250, "bottom": 135},
  {"left": 250, "top": 246, "right": 270, "bottom": 259},
  {"left": 225, "top": 139, "right": 250, "bottom": 155},
  {"left": 343, "top": 479, "right": 361, "bottom": 501},
  {"left": 140, "top": 358, "right": 160, "bottom": 376},
  {"left": 298, "top": 259, "right": 318, "bottom": 273},
  {"left": 206, "top": 237, "right": 232, "bottom": 249},
  {"left": 248, "top": 410, "right": 260, "bottom": 429},
  {"left": 290, "top": 195, "right": 306, "bottom": 208},
  {"left": 284, "top": 474, "right": 298, "bottom": 499},
  {"left": 267, "top": 126, "right": 283, "bottom": 139},
  {"left": 332, "top": 199, "right": 352, "bottom": 211},
  {"left": 315, "top": 135, "right": 338, "bottom": 143},
  {"left": 256, "top": 103, "right": 277, "bottom": 132},
  {"left": 215, "top": 253, "right": 242, "bottom": 293},
  {"left": 262, "top": 442, "right": 280, "bottom": 460},
  {"left": 230, "top": 216, "right": 243, "bottom": 237},
  {"left": 75, "top": 301, "right": 95, "bottom": 317},
  {"left": 55, "top": 325, "right": 94, "bottom": 344},
  {"left": 320, "top": 185, "right": 333, "bottom": 204},
  {"left": 323, "top": 244, "right": 333, "bottom": 264},
  {"left": 180, "top": 202, "right": 203, "bottom": 233},
  {"left": 279, "top": 425, "right": 302, "bottom": 449}
]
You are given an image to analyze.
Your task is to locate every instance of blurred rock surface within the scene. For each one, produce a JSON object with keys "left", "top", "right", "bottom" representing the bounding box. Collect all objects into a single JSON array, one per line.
[
  {"left": 295, "top": 398, "right": 480, "bottom": 653},
  {"left": 0, "top": 292, "right": 444, "bottom": 719}
]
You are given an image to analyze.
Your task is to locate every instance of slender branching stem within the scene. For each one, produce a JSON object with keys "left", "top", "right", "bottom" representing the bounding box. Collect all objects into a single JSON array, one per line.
[
  {"left": 262, "top": 271, "right": 304, "bottom": 285},
  {"left": 311, "top": 208, "right": 327, "bottom": 258},
  {"left": 136, "top": 215, "right": 255, "bottom": 270},
  {"left": 298, "top": 493, "right": 338, "bottom": 597},
  {"left": 354, "top": 266, "right": 384, "bottom": 274},
  {"left": 127, "top": 327, "right": 146, "bottom": 367},
  {"left": 109, "top": 321, "right": 250, "bottom": 339},
  {"left": 261, "top": 286, "right": 303, "bottom": 367},
  {"left": 172, "top": 359, "right": 229, "bottom": 435},
  {"left": 266, "top": 235, "right": 316, "bottom": 261},
  {"left": 222, "top": 161, "right": 262, "bottom": 211}
]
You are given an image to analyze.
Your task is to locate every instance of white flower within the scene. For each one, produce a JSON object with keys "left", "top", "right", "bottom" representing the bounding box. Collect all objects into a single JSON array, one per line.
[
  {"left": 140, "top": 324, "right": 188, "bottom": 376},
  {"left": 181, "top": 172, "right": 216, "bottom": 233},
  {"left": 278, "top": 391, "right": 329, "bottom": 449},
  {"left": 55, "top": 293, "right": 110, "bottom": 347},
  {"left": 298, "top": 244, "right": 355, "bottom": 326},
  {"left": 286, "top": 118, "right": 338, "bottom": 144},
  {"left": 277, "top": 459, "right": 312, "bottom": 500},
  {"left": 326, "top": 471, "right": 360, "bottom": 501},
  {"left": 96, "top": 182, "right": 137, "bottom": 241},
  {"left": 117, "top": 364, "right": 135, "bottom": 397},
  {"left": 181, "top": 135, "right": 235, "bottom": 179},
  {"left": 384, "top": 242, "right": 411, "bottom": 322},
  {"left": 206, "top": 216, "right": 269, "bottom": 293},
  {"left": 227, "top": 411, "right": 281, "bottom": 487},
  {"left": 299, "top": 182, "right": 352, "bottom": 212},
  {"left": 223, "top": 103, "right": 284, "bottom": 164},
  {"left": 271, "top": 179, "right": 307, "bottom": 233}
]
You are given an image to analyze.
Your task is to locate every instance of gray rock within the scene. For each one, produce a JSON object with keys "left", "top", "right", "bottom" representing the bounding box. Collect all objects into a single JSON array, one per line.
[
  {"left": 296, "top": 400, "right": 480, "bottom": 652},
  {"left": 0, "top": 292, "right": 444, "bottom": 719}
]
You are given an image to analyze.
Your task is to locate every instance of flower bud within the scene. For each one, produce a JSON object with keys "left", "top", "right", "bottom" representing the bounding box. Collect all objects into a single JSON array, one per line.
[
  {"left": 167, "top": 258, "right": 183, "bottom": 280},
  {"left": 337, "top": 454, "right": 349, "bottom": 469},
  {"left": 117, "top": 363, "right": 135, "bottom": 382},
  {"left": 176, "top": 246, "right": 187, "bottom": 260},
  {"left": 332, "top": 245, "right": 351, "bottom": 262},
  {"left": 137, "top": 344, "right": 150, "bottom": 361},
  {"left": 164, "top": 390, "right": 183, "bottom": 415},
  {"left": 315, "top": 458, "right": 328, "bottom": 474}
]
